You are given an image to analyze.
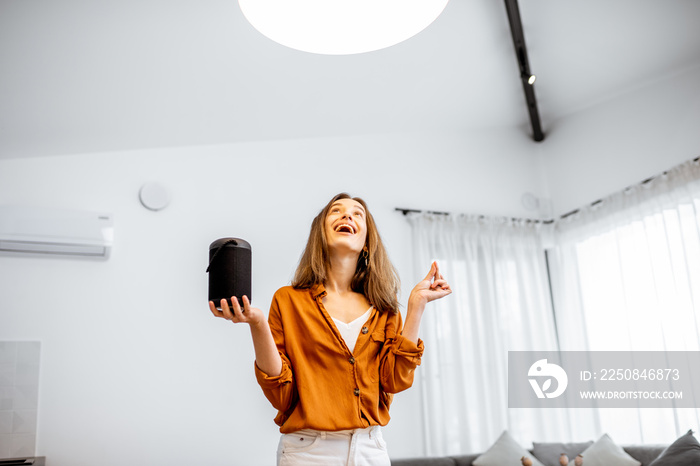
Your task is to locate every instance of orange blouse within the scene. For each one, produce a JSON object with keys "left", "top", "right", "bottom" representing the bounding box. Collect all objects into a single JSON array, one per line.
[{"left": 254, "top": 284, "right": 424, "bottom": 433}]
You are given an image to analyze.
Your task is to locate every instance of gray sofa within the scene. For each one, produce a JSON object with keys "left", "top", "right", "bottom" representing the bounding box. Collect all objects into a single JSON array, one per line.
[{"left": 391, "top": 445, "right": 666, "bottom": 466}]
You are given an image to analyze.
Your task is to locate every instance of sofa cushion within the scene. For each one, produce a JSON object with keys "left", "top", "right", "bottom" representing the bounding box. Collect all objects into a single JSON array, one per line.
[
  {"left": 531, "top": 441, "right": 593, "bottom": 466},
  {"left": 472, "top": 431, "right": 544, "bottom": 466},
  {"left": 648, "top": 429, "right": 700, "bottom": 466},
  {"left": 580, "top": 434, "right": 641, "bottom": 466}
]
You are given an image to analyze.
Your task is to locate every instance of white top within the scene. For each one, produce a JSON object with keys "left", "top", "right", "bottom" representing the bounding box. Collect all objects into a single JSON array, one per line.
[{"left": 332, "top": 307, "right": 373, "bottom": 353}]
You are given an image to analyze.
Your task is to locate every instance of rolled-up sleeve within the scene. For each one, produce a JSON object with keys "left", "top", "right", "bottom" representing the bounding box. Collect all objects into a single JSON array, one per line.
[
  {"left": 253, "top": 294, "right": 298, "bottom": 423},
  {"left": 379, "top": 312, "right": 424, "bottom": 393},
  {"left": 254, "top": 354, "right": 296, "bottom": 411}
]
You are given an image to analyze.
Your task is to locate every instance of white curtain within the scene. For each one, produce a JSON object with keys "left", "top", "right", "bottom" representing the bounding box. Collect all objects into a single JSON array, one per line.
[
  {"left": 407, "top": 158, "right": 700, "bottom": 455},
  {"left": 548, "top": 158, "right": 700, "bottom": 445},
  {"left": 407, "top": 214, "right": 595, "bottom": 456}
]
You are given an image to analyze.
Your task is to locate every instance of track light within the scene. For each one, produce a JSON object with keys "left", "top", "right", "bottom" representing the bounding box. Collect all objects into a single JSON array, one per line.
[{"left": 527, "top": 75, "right": 536, "bottom": 85}]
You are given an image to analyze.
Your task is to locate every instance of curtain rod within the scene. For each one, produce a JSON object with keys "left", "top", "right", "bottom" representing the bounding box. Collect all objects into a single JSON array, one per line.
[
  {"left": 396, "top": 155, "right": 700, "bottom": 223},
  {"left": 394, "top": 207, "right": 554, "bottom": 224},
  {"left": 558, "top": 155, "right": 699, "bottom": 220}
]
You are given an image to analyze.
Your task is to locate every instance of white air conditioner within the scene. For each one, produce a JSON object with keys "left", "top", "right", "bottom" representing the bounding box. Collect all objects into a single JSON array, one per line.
[{"left": 0, "top": 205, "right": 114, "bottom": 259}]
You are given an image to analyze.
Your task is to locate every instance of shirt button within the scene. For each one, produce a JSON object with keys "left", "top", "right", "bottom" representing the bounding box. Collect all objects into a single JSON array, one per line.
[
  {"left": 349, "top": 357, "right": 355, "bottom": 364},
  {"left": 361, "top": 327, "right": 368, "bottom": 334},
  {"left": 354, "top": 388, "right": 360, "bottom": 396}
]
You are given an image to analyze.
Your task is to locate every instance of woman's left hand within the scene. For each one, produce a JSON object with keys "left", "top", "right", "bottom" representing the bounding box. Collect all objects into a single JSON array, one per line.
[{"left": 409, "top": 261, "right": 452, "bottom": 309}]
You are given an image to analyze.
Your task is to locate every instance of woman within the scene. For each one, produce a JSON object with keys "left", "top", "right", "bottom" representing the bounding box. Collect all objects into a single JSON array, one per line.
[{"left": 209, "top": 193, "right": 451, "bottom": 465}]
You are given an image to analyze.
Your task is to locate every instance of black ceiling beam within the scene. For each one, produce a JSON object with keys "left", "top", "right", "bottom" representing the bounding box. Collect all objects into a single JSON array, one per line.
[{"left": 504, "top": 0, "right": 544, "bottom": 142}]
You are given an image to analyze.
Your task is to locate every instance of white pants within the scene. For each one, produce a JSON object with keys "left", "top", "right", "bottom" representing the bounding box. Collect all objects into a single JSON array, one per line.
[{"left": 276, "top": 426, "right": 391, "bottom": 466}]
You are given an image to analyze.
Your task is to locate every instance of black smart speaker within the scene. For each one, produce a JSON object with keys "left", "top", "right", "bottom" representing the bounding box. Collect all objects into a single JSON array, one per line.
[{"left": 207, "top": 238, "right": 252, "bottom": 310}]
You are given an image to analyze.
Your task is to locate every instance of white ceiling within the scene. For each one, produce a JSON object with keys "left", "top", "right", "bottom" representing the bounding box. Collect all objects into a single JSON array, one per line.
[{"left": 1, "top": 0, "right": 699, "bottom": 159}]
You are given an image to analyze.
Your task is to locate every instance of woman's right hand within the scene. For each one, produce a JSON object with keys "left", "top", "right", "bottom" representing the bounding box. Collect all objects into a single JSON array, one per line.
[{"left": 209, "top": 295, "right": 265, "bottom": 327}]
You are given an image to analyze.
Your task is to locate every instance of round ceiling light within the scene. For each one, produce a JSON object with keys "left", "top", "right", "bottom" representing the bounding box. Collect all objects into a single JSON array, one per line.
[{"left": 238, "top": 0, "right": 451, "bottom": 55}]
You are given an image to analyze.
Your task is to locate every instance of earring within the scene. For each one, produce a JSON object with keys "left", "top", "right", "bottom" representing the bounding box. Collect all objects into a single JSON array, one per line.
[{"left": 362, "top": 248, "right": 369, "bottom": 267}]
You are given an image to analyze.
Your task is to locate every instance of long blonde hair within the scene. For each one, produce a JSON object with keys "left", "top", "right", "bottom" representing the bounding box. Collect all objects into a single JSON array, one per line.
[{"left": 292, "top": 193, "right": 400, "bottom": 314}]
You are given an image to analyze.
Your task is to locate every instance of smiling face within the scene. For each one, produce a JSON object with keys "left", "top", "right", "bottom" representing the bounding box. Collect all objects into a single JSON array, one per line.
[
  {"left": 292, "top": 193, "right": 400, "bottom": 311},
  {"left": 324, "top": 198, "right": 368, "bottom": 256}
]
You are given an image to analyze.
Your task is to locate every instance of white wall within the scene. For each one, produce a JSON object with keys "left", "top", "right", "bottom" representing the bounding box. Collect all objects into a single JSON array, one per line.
[
  {"left": 0, "top": 128, "right": 544, "bottom": 466},
  {"left": 541, "top": 64, "right": 700, "bottom": 216}
]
